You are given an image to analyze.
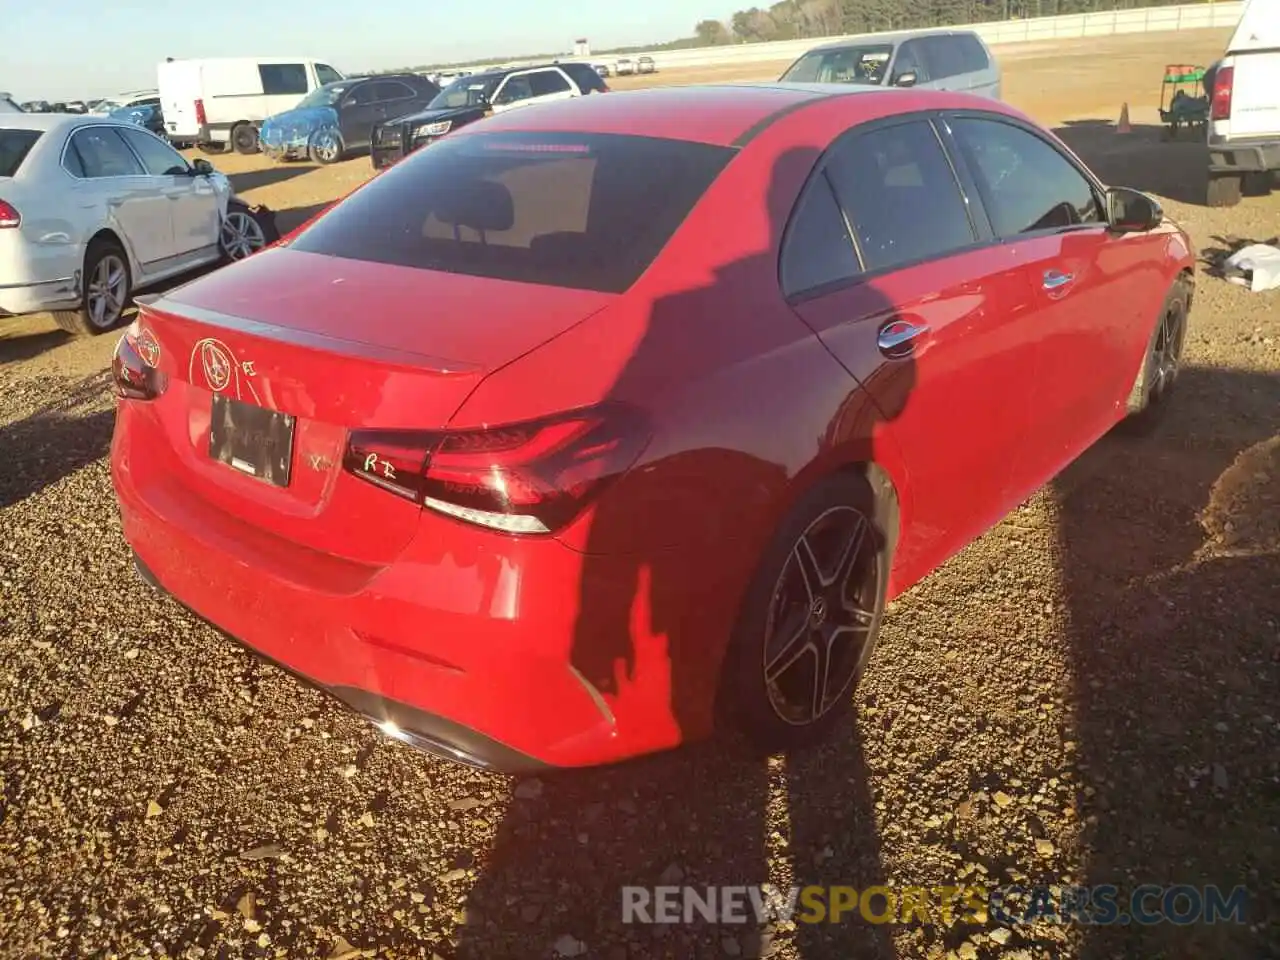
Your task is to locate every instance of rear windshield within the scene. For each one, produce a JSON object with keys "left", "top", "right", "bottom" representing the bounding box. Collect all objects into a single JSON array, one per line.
[
  {"left": 781, "top": 44, "right": 895, "bottom": 84},
  {"left": 0, "top": 130, "right": 42, "bottom": 176},
  {"left": 290, "top": 130, "right": 736, "bottom": 293}
]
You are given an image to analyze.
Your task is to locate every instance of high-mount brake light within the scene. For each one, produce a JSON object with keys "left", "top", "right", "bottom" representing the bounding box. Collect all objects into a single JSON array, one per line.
[{"left": 343, "top": 404, "right": 650, "bottom": 534}]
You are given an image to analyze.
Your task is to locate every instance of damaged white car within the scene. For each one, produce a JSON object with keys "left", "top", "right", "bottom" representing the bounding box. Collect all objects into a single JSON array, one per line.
[{"left": 0, "top": 114, "right": 277, "bottom": 335}]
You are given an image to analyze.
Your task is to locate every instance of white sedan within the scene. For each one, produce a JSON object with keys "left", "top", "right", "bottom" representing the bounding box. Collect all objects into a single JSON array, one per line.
[{"left": 0, "top": 114, "right": 276, "bottom": 335}]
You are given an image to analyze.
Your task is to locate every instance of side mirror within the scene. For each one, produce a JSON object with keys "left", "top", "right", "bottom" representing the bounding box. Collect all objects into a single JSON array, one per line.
[
  {"left": 1106, "top": 186, "right": 1162, "bottom": 232},
  {"left": 191, "top": 158, "right": 215, "bottom": 177},
  {"left": 893, "top": 71, "right": 918, "bottom": 88}
]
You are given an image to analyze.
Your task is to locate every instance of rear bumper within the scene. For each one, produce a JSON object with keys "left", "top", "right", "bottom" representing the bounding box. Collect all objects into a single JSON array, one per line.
[
  {"left": 1207, "top": 135, "right": 1280, "bottom": 174},
  {"left": 0, "top": 276, "right": 80, "bottom": 316},
  {"left": 110, "top": 401, "right": 708, "bottom": 770}
]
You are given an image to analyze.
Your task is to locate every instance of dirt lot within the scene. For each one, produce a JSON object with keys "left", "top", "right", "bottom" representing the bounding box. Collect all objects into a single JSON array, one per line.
[{"left": 1, "top": 28, "right": 1277, "bottom": 960}]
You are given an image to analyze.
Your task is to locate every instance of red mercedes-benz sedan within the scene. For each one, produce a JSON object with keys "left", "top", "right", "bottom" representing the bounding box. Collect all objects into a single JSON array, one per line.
[{"left": 110, "top": 83, "right": 1194, "bottom": 771}]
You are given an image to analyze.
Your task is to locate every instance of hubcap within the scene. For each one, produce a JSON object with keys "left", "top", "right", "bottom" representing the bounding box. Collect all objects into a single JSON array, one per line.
[
  {"left": 221, "top": 210, "right": 266, "bottom": 260},
  {"left": 1150, "top": 301, "right": 1185, "bottom": 401},
  {"left": 763, "top": 505, "right": 880, "bottom": 726},
  {"left": 86, "top": 254, "right": 127, "bottom": 329}
]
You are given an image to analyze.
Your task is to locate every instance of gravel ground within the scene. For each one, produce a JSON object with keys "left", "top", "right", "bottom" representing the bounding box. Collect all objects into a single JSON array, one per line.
[{"left": 1, "top": 32, "right": 1278, "bottom": 960}]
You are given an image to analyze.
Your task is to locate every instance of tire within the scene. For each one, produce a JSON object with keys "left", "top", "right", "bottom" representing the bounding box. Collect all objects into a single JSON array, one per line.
[
  {"left": 719, "top": 471, "right": 894, "bottom": 755},
  {"left": 1123, "top": 276, "right": 1190, "bottom": 429},
  {"left": 1242, "top": 171, "right": 1273, "bottom": 197},
  {"left": 51, "top": 239, "right": 132, "bottom": 337},
  {"left": 308, "top": 129, "right": 344, "bottom": 165},
  {"left": 230, "top": 122, "right": 260, "bottom": 155},
  {"left": 219, "top": 200, "right": 280, "bottom": 262},
  {"left": 1206, "top": 172, "right": 1242, "bottom": 207},
  {"left": 196, "top": 141, "right": 231, "bottom": 155}
]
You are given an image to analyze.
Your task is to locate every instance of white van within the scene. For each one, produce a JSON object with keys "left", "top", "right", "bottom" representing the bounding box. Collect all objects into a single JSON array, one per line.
[
  {"left": 157, "top": 57, "right": 345, "bottom": 155},
  {"left": 1205, "top": 0, "right": 1280, "bottom": 206}
]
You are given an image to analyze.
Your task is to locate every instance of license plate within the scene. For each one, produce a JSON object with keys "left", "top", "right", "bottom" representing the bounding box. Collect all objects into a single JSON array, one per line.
[{"left": 208, "top": 394, "right": 295, "bottom": 487}]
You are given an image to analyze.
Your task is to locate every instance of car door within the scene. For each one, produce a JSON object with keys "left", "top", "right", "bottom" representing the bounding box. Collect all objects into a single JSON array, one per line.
[
  {"left": 65, "top": 126, "right": 173, "bottom": 272},
  {"left": 784, "top": 115, "right": 1044, "bottom": 581},
  {"left": 337, "top": 80, "right": 384, "bottom": 147},
  {"left": 118, "top": 125, "right": 220, "bottom": 259},
  {"left": 888, "top": 38, "right": 931, "bottom": 89},
  {"left": 944, "top": 112, "right": 1159, "bottom": 494},
  {"left": 360, "top": 80, "right": 421, "bottom": 146}
]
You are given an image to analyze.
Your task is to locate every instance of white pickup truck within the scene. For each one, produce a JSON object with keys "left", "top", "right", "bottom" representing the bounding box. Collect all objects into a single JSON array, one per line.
[{"left": 1205, "top": 0, "right": 1280, "bottom": 207}]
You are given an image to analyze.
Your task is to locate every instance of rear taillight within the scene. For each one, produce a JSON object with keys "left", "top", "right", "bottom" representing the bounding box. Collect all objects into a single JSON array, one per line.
[
  {"left": 194, "top": 98, "right": 207, "bottom": 126},
  {"left": 0, "top": 199, "right": 19, "bottom": 228},
  {"left": 112, "top": 324, "right": 166, "bottom": 400},
  {"left": 343, "top": 404, "right": 650, "bottom": 534},
  {"left": 1211, "top": 66, "right": 1234, "bottom": 121}
]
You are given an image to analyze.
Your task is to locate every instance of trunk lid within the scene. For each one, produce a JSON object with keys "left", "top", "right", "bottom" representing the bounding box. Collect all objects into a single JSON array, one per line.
[
  {"left": 136, "top": 246, "right": 615, "bottom": 564},
  {"left": 157, "top": 60, "right": 204, "bottom": 139}
]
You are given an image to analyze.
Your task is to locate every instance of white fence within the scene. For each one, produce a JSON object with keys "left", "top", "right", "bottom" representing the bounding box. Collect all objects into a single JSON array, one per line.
[{"left": 470, "top": 1, "right": 1243, "bottom": 73}]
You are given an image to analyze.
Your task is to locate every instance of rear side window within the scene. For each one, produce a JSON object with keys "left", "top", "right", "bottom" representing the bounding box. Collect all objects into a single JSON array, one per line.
[
  {"left": 289, "top": 131, "right": 735, "bottom": 293},
  {"left": 560, "top": 64, "right": 606, "bottom": 93},
  {"left": 956, "top": 35, "right": 991, "bottom": 73},
  {"left": 950, "top": 117, "right": 1103, "bottom": 236},
  {"left": 259, "top": 63, "right": 309, "bottom": 96},
  {"left": 780, "top": 174, "right": 860, "bottom": 297},
  {"left": 825, "top": 120, "right": 975, "bottom": 273},
  {"left": 66, "top": 127, "right": 145, "bottom": 178},
  {"left": 528, "top": 71, "right": 572, "bottom": 97},
  {"left": 0, "top": 129, "right": 41, "bottom": 176}
]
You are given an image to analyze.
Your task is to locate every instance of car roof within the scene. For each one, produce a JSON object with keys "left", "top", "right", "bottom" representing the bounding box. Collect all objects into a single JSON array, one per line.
[
  {"left": 803, "top": 27, "right": 979, "bottom": 52},
  {"left": 0, "top": 113, "right": 135, "bottom": 133},
  {"left": 467, "top": 83, "right": 913, "bottom": 147}
]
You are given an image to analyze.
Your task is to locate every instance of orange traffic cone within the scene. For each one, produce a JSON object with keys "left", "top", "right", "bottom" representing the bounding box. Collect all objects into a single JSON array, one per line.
[{"left": 1117, "top": 102, "right": 1131, "bottom": 134}]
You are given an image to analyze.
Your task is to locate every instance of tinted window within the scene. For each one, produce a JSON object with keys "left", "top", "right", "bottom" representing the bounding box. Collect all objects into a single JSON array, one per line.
[
  {"left": 259, "top": 63, "right": 309, "bottom": 96},
  {"left": 956, "top": 35, "right": 991, "bottom": 73},
  {"left": 892, "top": 40, "right": 930, "bottom": 84},
  {"left": 825, "top": 120, "right": 975, "bottom": 273},
  {"left": 67, "top": 127, "right": 145, "bottom": 177},
  {"left": 373, "top": 80, "right": 416, "bottom": 102},
  {"left": 951, "top": 117, "right": 1103, "bottom": 236},
  {"left": 781, "top": 44, "right": 894, "bottom": 85},
  {"left": 0, "top": 129, "right": 41, "bottom": 175},
  {"left": 344, "top": 82, "right": 380, "bottom": 106},
  {"left": 315, "top": 63, "right": 343, "bottom": 86},
  {"left": 528, "top": 71, "right": 572, "bottom": 97},
  {"left": 119, "top": 126, "right": 188, "bottom": 176},
  {"left": 290, "top": 131, "right": 734, "bottom": 294},
  {"left": 780, "top": 173, "right": 860, "bottom": 297},
  {"left": 560, "top": 63, "right": 606, "bottom": 93},
  {"left": 496, "top": 75, "right": 535, "bottom": 104},
  {"left": 135, "top": 97, "right": 161, "bottom": 108},
  {"left": 922, "top": 36, "right": 968, "bottom": 81}
]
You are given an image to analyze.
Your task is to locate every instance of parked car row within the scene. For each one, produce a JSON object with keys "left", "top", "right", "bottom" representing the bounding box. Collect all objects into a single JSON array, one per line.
[{"left": 0, "top": 114, "right": 277, "bottom": 334}]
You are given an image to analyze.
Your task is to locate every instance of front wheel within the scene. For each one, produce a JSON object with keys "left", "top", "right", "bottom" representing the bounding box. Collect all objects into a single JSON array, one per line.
[
  {"left": 720, "top": 472, "right": 893, "bottom": 755},
  {"left": 219, "top": 201, "right": 279, "bottom": 262},
  {"left": 309, "top": 129, "right": 343, "bottom": 165},
  {"left": 230, "top": 122, "right": 260, "bottom": 155}
]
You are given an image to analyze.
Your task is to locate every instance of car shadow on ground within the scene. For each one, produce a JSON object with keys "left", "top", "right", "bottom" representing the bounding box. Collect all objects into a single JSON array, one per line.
[
  {"left": 1053, "top": 120, "right": 1215, "bottom": 206},
  {"left": 0, "top": 327, "right": 70, "bottom": 365},
  {"left": 444, "top": 146, "right": 911, "bottom": 960},
  {"left": 1054, "top": 364, "right": 1279, "bottom": 956},
  {"left": 0, "top": 370, "right": 115, "bottom": 510},
  {"left": 226, "top": 165, "right": 318, "bottom": 195},
  {"left": 274, "top": 203, "right": 332, "bottom": 236}
]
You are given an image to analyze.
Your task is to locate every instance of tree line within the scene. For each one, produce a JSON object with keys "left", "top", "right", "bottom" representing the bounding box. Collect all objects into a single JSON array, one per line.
[{"left": 368, "top": 0, "right": 1204, "bottom": 74}]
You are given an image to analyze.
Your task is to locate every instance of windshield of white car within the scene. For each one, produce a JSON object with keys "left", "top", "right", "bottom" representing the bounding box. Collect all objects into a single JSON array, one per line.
[
  {"left": 296, "top": 83, "right": 352, "bottom": 110},
  {"left": 0, "top": 130, "right": 42, "bottom": 176},
  {"left": 428, "top": 76, "right": 502, "bottom": 110},
  {"left": 780, "top": 44, "right": 895, "bottom": 84}
]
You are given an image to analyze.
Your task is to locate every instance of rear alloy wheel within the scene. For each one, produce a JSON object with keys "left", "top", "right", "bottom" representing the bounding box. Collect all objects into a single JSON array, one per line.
[
  {"left": 230, "top": 122, "right": 260, "bottom": 155},
  {"left": 723, "top": 473, "right": 892, "bottom": 754},
  {"left": 309, "top": 129, "right": 343, "bottom": 165},
  {"left": 219, "top": 201, "right": 278, "bottom": 262},
  {"left": 52, "top": 240, "right": 131, "bottom": 336}
]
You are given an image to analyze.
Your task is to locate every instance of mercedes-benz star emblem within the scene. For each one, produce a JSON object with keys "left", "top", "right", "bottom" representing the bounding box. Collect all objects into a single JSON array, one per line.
[{"left": 201, "top": 341, "right": 232, "bottom": 392}]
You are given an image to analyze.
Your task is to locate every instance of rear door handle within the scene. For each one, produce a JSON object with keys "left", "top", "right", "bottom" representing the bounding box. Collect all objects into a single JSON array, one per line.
[
  {"left": 877, "top": 319, "right": 930, "bottom": 358},
  {"left": 1043, "top": 269, "right": 1075, "bottom": 290}
]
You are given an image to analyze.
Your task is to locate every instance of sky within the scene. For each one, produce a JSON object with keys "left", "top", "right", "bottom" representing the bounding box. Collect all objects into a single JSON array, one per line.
[{"left": 5, "top": 0, "right": 722, "bottom": 101}]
